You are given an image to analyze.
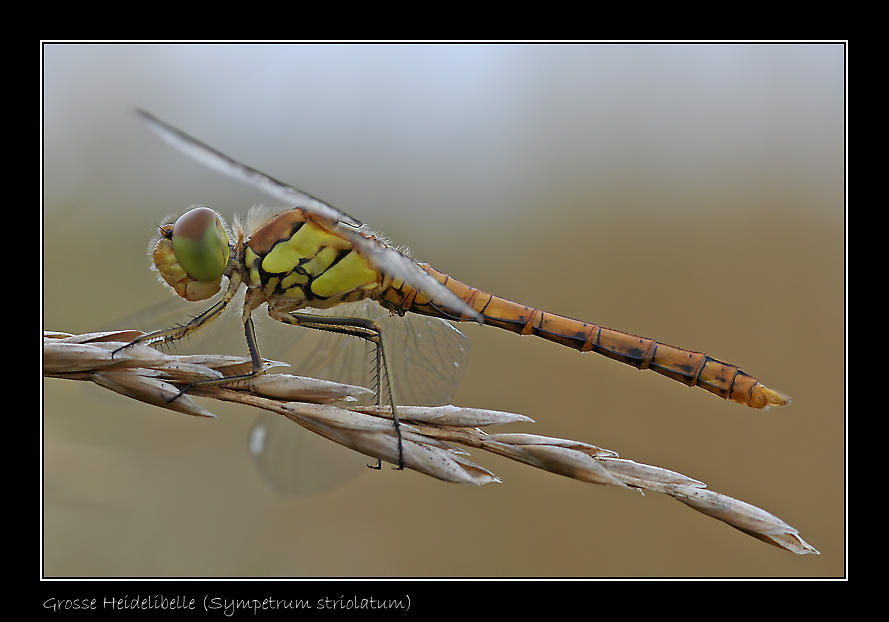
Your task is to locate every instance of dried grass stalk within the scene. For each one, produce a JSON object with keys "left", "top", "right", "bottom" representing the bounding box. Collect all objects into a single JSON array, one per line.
[{"left": 44, "top": 330, "right": 818, "bottom": 555}]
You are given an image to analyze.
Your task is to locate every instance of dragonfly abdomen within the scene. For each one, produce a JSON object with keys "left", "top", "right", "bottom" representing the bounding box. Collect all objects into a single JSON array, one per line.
[{"left": 391, "top": 264, "right": 789, "bottom": 409}]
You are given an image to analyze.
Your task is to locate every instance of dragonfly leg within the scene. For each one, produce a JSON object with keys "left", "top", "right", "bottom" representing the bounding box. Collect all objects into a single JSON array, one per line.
[
  {"left": 164, "top": 306, "right": 267, "bottom": 401},
  {"left": 111, "top": 297, "right": 230, "bottom": 356},
  {"left": 111, "top": 275, "right": 263, "bottom": 402},
  {"left": 112, "top": 272, "right": 243, "bottom": 357},
  {"left": 268, "top": 308, "right": 405, "bottom": 470}
]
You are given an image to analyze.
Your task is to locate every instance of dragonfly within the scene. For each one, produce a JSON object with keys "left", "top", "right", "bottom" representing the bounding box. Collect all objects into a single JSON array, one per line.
[{"left": 120, "top": 110, "right": 790, "bottom": 469}]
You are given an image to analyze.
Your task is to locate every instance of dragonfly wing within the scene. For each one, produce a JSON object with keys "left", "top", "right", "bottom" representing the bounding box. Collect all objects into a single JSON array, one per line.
[
  {"left": 253, "top": 300, "right": 470, "bottom": 494},
  {"left": 382, "top": 310, "right": 470, "bottom": 406},
  {"left": 264, "top": 299, "right": 470, "bottom": 406},
  {"left": 248, "top": 411, "right": 369, "bottom": 495},
  {"left": 337, "top": 227, "right": 483, "bottom": 324},
  {"left": 137, "top": 110, "right": 481, "bottom": 324},
  {"left": 136, "top": 109, "right": 362, "bottom": 227}
]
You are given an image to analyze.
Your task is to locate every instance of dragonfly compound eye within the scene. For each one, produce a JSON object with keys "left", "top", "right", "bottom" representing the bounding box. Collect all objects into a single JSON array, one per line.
[
  {"left": 152, "top": 207, "right": 229, "bottom": 301},
  {"left": 172, "top": 207, "right": 230, "bottom": 281}
]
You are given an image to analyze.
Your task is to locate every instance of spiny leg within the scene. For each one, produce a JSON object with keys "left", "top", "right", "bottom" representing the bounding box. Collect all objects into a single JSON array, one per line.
[
  {"left": 113, "top": 272, "right": 243, "bottom": 356},
  {"left": 112, "top": 275, "right": 266, "bottom": 400},
  {"left": 166, "top": 307, "right": 266, "bottom": 400},
  {"left": 268, "top": 308, "right": 405, "bottom": 470},
  {"left": 166, "top": 287, "right": 275, "bottom": 399},
  {"left": 111, "top": 297, "right": 230, "bottom": 355}
]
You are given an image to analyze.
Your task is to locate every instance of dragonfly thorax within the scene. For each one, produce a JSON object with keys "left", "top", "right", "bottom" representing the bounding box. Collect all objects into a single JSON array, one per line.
[{"left": 243, "top": 208, "right": 385, "bottom": 312}]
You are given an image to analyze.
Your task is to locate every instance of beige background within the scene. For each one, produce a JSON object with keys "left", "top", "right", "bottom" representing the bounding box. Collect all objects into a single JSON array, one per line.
[{"left": 43, "top": 44, "right": 844, "bottom": 577}]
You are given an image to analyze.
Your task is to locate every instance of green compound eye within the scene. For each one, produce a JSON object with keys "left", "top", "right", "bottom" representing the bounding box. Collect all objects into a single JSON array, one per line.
[{"left": 172, "top": 207, "right": 230, "bottom": 281}]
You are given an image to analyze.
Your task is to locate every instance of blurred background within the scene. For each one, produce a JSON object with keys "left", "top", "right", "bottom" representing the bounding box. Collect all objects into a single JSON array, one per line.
[{"left": 43, "top": 43, "right": 844, "bottom": 577}]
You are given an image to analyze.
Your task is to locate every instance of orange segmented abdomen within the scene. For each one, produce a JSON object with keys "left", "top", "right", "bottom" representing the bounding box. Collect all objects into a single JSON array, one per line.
[{"left": 378, "top": 264, "right": 789, "bottom": 409}]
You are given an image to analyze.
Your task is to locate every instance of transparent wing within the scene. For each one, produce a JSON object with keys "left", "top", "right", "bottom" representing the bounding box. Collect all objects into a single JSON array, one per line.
[
  {"left": 247, "top": 415, "right": 370, "bottom": 496},
  {"left": 264, "top": 300, "right": 470, "bottom": 407},
  {"left": 137, "top": 109, "right": 483, "bottom": 325},
  {"left": 137, "top": 109, "right": 361, "bottom": 227},
  {"left": 334, "top": 227, "right": 483, "bottom": 324},
  {"left": 249, "top": 300, "right": 470, "bottom": 494}
]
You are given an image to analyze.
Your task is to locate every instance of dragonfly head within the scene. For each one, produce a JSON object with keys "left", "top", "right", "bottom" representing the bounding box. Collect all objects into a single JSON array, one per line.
[{"left": 151, "top": 207, "right": 231, "bottom": 301}]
